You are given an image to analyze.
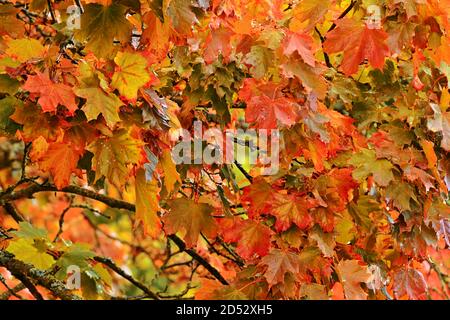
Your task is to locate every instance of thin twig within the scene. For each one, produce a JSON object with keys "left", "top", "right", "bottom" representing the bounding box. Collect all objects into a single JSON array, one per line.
[
  {"left": 53, "top": 198, "right": 74, "bottom": 242},
  {"left": 46, "top": 0, "right": 56, "bottom": 23},
  {"left": 328, "top": 1, "right": 357, "bottom": 33},
  {"left": 234, "top": 160, "right": 253, "bottom": 183},
  {"left": 0, "top": 274, "right": 23, "bottom": 300},
  {"left": 94, "top": 256, "right": 160, "bottom": 300}
]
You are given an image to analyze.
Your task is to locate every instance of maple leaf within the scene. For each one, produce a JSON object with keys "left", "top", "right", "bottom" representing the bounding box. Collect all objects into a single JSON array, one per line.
[
  {"left": 336, "top": 260, "right": 372, "bottom": 300},
  {"left": 221, "top": 218, "right": 272, "bottom": 260},
  {"left": 393, "top": 267, "right": 428, "bottom": 299},
  {"left": 269, "top": 193, "right": 317, "bottom": 232},
  {"left": 75, "top": 3, "right": 132, "bottom": 58},
  {"left": 324, "top": 18, "right": 389, "bottom": 75},
  {"left": 165, "top": 0, "right": 199, "bottom": 34},
  {"left": 404, "top": 165, "right": 435, "bottom": 192},
  {"left": 260, "top": 249, "right": 300, "bottom": 286},
  {"left": 159, "top": 149, "right": 181, "bottom": 194},
  {"left": 9, "top": 100, "right": 58, "bottom": 142},
  {"left": 327, "top": 168, "right": 359, "bottom": 203},
  {"left": 349, "top": 149, "right": 395, "bottom": 186},
  {"left": 241, "top": 177, "right": 274, "bottom": 217},
  {"left": 1, "top": 0, "right": 450, "bottom": 301},
  {"left": 0, "top": 4, "right": 25, "bottom": 37},
  {"left": 0, "top": 96, "right": 21, "bottom": 136},
  {"left": 303, "top": 138, "right": 328, "bottom": 172},
  {"left": 310, "top": 226, "right": 335, "bottom": 258},
  {"left": 300, "top": 283, "right": 329, "bottom": 300},
  {"left": 37, "top": 141, "right": 83, "bottom": 189},
  {"left": 386, "top": 20, "right": 415, "bottom": 54},
  {"left": 75, "top": 87, "right": 124, "bottom": 128},
  {"left": 289, "top": 0, "right": 330, "bottom": 32},
  {"left": 244, "top": 45, "right": 275, "bottom": 79},
  {"left": 239, "top": 79, "right": 298, "bottom": 129},
  {"left": 75, "top": 61, "right": 123, "bottom": 127},
  {"left": 163, "top": 198, "right": 217, "bottom": 248},
  {"left": 348, "top": 196, "right": 381, "bottom": 231},
  {"left": 22, "top": 72, "right": 78, "bottom": 114},
  {"left": 204, "top": 27, "right": 233, "bottom": 64},
  {"left": 111, "top": 52, "right": 151, "bottom": 100},
  {"left": 281, "top": 59, "right": 328, "bottom": 99},
  {"left": 6, "top": 38, "right": 45, "bottom": 63},
  {"left": 386, "top": 181, "right": 419, "bottom": 212},
  {"left": 394, "top": 0, "right": 425, "bottom": 18},
  {"left": 87, "top": 129, "right": 144, "bottom": 188},
  {"left": 420, "top": 139, "right": 437, "bottom": 168},
  {"left": 141, "top": 11, "right": 171, "bottom": 59},
  {"left": 135, "top": 168, "right": 161, "bottom": 238},
  {"left": 282, "top": 31, "right": 316, "bottom": 67},
  {"left": 7, "top": 238, "right": 55, "bottom": 270}
]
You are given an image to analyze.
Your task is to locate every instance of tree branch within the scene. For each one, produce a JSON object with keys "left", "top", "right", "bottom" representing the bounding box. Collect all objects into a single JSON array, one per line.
[
  {"left": 93, "top": 256, "right": 160, "bottom": 300},
  {"left": 0, "top": 251, "right": 81, "bottom": 300},
  {"left": 233, "top": 160, "right": 253, "bottom": 183},
  {"left": 0, "top": 274, "right": 23, "bottom": 300},
  {"left": 168, "top": 234, "right": 229, "bottom": 285},
  {"left": 2, "top": 203, "right": 25, "bottom": 223},
  {"left": 315, "top": 0, "right": 356, "bottom": 69},
  {"left": 1, "top": 182, "right": 230, "bottom": 286},
  {"left": 46, "top": 0, "right": 56, "bottom": 23}
]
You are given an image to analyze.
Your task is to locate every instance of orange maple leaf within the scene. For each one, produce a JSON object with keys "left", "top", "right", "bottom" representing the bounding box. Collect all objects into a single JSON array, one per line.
[
  {"left": 22, "top": 72, "right": 78, "bottom": 114},
  {"left": 324, "top": 18, "right": 389, "bottom": 75}
]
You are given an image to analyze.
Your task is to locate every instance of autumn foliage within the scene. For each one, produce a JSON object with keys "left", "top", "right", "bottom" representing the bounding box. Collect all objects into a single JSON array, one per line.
[{"left": 0, "top": 0, "right": 449, "bottom": 300}]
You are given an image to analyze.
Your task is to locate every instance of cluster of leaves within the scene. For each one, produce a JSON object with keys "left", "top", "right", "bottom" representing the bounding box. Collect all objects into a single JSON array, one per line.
[{"left": 0, "top": 0, "right": 449, "bottom": 300}]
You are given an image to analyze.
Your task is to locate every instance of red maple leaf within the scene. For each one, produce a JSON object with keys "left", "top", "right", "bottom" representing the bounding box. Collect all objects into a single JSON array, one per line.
[
  {"left": 239, "top": 79, "right": 299, "bottom": 129},
  {"left": 220, "top": 218, "right": 272, "bottom": 260},
  {"left": 22, "top": 72, "right": 78, "bottom": 114},
  {"left": 324, "top": 18, "right": 389, "bottom": 75}
]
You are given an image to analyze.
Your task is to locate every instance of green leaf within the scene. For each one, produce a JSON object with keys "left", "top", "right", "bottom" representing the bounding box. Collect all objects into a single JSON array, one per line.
[
  {"left": 0, "top": 97, "right": 21, "bottom": 135},
  {"left": 0, "top": 74, "right": 20, "bottom": 95},
  {"left": 7, "top": 238, "right": 55, "bottom": 270},
  {"left": 81, "top": 272, "right": 99, "bottom": 300},
  {"left": 348, "top": 196, "right": 381, "bottom": 231},
  {"left": 57, "top": 243, "right": 96, "bottom": 272},
  {"left": 386, "top": 181, "right": 418, "bottom": 212},
  {"left": 75, "top": 3, "right": 132, "bottom": 58},
  {"left": 12, "top": 221, "right": 48, "bottom": 239},
  {"left": 349, "top": 149, "right": 394, "bottom": 186}
]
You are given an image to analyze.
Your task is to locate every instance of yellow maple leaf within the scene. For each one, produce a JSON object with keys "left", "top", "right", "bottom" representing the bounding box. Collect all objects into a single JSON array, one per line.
[
  {"left": 87, "top": 129, "right": 144, "bottom": 188},
  {"left": 111, "top": 52, "right": 150, "bottom": 100},
  {"left": 135, "top": 168, "right": 161, "bottom": 237},
  {"left": 159, "top": 149, "right": 180, "bottom": 194},
  {"left": 6, "top": 38, "right": 45, "bottom": 62},
  {"left": 7, "top": 238, "right": 55, "bottom": 270}
]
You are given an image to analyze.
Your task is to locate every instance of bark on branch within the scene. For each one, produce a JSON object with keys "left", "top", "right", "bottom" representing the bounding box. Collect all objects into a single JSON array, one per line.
[
  {"left": 1, "top": 182, "right": 229, "bottom": 286},
  {"left": 0, "top": 251, "right": 81, "bottom": 300}
]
